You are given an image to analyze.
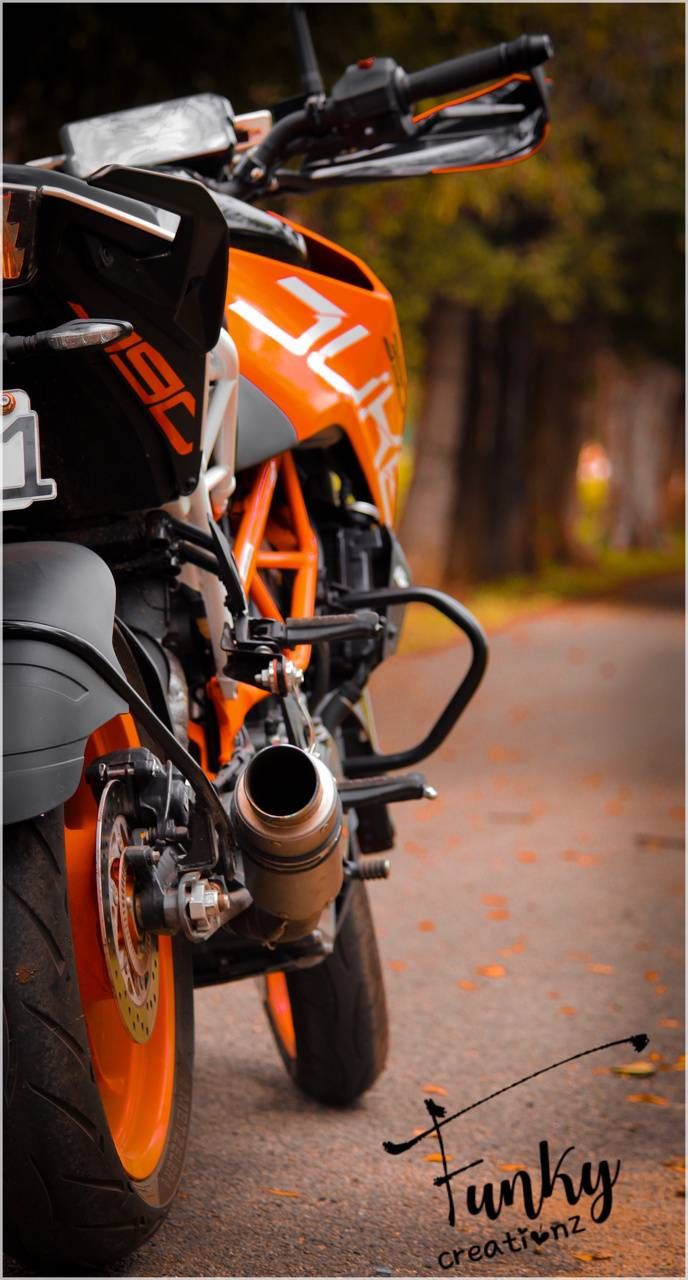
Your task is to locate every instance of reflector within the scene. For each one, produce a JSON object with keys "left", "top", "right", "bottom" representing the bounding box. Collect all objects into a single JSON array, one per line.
[{"left": 2, "top": 188, "right": 37, "bottom": 285}]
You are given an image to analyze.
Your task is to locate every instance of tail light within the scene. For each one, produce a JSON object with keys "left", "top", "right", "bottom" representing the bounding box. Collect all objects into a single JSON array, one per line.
[{"left": 2, "top": 188, "right": 38, "bottom": 286}]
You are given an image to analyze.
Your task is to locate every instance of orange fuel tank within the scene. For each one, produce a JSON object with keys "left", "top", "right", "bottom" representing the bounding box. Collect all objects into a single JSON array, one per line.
[{"left": 225, "top": 218, "right": 407, "bottom": 526}]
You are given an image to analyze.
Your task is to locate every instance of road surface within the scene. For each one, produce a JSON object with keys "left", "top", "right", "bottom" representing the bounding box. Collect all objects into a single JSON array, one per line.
[{"left": 6, "top": 579, "right": 684, "bottom": 1278}]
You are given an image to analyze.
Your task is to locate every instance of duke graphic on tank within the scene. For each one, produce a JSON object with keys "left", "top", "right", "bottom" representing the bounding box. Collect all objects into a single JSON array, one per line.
[{"left": 2, "top": 5, "right": 552, "bottom": 1269}]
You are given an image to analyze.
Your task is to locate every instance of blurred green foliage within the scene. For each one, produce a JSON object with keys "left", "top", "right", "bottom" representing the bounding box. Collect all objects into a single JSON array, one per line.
[
  {"left": 576, "top": 474, "right": 610, "bottom": 548},
  {"left": 4, "top": 3, "right": 684, "bottom": 380},
  {"left": 397, "top": 535, "right": 685, "bottom": 649},
  {"left": 308, "top": 4, "right": 684, "bottom": 377}
]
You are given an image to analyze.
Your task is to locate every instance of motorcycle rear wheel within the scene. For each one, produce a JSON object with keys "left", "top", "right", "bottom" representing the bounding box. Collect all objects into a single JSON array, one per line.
[
  {"left": 264, "top": 879, "right": 388, "bottom": 1105},
  {"left": 3, "top": 720, "right": 194, "bottom": 1271}
]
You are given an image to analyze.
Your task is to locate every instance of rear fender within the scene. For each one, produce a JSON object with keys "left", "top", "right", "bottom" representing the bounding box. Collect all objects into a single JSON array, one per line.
[{"left": 3, "top": 541, "right": 127, "bottom": 824}]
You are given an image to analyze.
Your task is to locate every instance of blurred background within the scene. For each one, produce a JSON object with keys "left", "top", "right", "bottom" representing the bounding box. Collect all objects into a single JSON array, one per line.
[
  {"left": 4, "top": 2, "right": 684, "bottom": 622},
  {"left": 3, "top": 12, "right": 685, "bottom": 1277}
]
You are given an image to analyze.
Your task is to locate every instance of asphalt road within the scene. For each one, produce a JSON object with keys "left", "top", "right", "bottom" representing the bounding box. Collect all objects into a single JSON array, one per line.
[{"left": 5, "top": 578, "right": 685, "bottom": 1278}]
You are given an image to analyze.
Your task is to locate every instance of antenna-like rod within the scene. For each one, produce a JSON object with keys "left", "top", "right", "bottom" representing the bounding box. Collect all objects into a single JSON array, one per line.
[{"left": 289, "top": 3, "right": 325, "bottom": 97}]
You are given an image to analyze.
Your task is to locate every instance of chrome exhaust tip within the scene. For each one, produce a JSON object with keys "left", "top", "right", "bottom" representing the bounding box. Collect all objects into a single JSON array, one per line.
[{"left": 231, "top": 744, "right": 344, "bottom": 938}]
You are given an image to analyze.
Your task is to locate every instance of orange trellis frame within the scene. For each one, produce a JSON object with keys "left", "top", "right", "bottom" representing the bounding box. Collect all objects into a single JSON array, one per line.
[{"left": 207, "top": 452, "right": 318, "bottom": 764}]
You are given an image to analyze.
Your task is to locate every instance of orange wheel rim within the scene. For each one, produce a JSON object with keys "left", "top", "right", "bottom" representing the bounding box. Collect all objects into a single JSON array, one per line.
[
  {"left": 265, "top": 971, "right": 296, "bottom": 1059},
  {"left": 64, "top": 714, "right": 176, "bottom": 1180}
]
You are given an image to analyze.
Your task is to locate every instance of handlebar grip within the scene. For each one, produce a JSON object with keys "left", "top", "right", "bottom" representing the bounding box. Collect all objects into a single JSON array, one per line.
[{"left": 400, "top": 33, "right": 553, "bottom": 106}]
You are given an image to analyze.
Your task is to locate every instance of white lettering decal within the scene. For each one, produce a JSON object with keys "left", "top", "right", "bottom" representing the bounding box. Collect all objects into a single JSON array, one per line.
[{"left": 230, "top": 276, "right": 400, "bottom": 521}]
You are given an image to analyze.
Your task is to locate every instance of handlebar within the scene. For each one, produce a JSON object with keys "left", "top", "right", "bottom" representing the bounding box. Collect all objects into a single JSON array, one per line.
[
  {"left": 399, "top": 34, "right": 553, "bottom": 107},
  {"left": 226, "top": 31, "right": 553, "bottom": 198}
]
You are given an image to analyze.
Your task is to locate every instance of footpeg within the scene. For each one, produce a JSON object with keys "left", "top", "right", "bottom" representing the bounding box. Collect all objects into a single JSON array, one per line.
[
  {"left": 339, "top": 772, "right": 436, "bottom": 810},
  {"left": 250, "top": 610, "right": 384, "bottom": 647}
]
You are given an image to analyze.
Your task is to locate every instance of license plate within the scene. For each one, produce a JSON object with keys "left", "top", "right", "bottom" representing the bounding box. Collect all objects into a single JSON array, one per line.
[{"left": 2, "top": 389, "right": 57, "bottom": 511}]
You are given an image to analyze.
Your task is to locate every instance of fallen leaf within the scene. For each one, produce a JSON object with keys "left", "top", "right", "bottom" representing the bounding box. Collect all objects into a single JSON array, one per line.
[
  {"left": 457, "top": 979, "right": 476, "bottom": 991},
  {"left": 612, "top": 1062, "right": 656, "bottom": 1077},
  {"left": 262, "top": 1188, "right": 301, "bottom": 1197},
  {"left": 499, "top": 938, "right": 526, "bottom": 957},
  {"left": 582, "top": 773, "right": 603, "bottom": 789},
  {"left": 486, "top": 909, "right": 510, "bottom": 921},
  {"left": 488, "top": 744, "right": 523, "bottom": 764},
  {"left": 388, "top": 960, "right": 406, "bottom": 972},
  {"left": 529, "top": 800, "right": 547, "bottom": 817},
  {"left": 672, "top": 1055, "right": 685, "bottom": 1071},
  {"left": 561, "top": 849, "right": 599, "bottom": 866},
  {"left": 516, "top": 850, "right": 538, "bottom": 863},
  {"left": 422, "top": 1083, "right": 448, "bottom": 1096},
  {"left": 498, "top": 1163, "right": 528, "bottom": 1172},
  {"left": 654, "top": 984, "right": 668, "bottom": 995},
  {"left": 481, "top": 892, "right": 507, "bottom": 907},
  {"left": 626, "top": 1093, "right": 670, "bottom": 1106},
  {"left": 404, "top": 839, "right": 430, "bottom": 859},
  {"left": 424, "top": 1153, "right": 453, "bottom": 1163},
  {"left": 477, "top": 964, "right": 507, "bottom": 979},
  {"left": 558, "top": 1005, "right": 577, "bottom": 1016},
  {"left": 659, "top": 1018, "right": 681, "bottom": 1029},
  {"left": 663, "top": 1156, "right": 685, "bottom": 1172},
  {"left": 605, "top": 799, "right": 623, "bottom": 816},
  {"left": 635, "top": 832, "right": 684, "bottom": 851},
  {"left": 547, "top": 991, "right": 561, "bottom": 999},
  {"left": 644, "top": 969, "right": 660, "bottom": 983},
  {"left": 587, "top": 962, "right": 614, "bottom": 975},
  {"left": 648, "top": 1051, "right": 663, "bottom": 1061},
  {"left": 573, "top": 1254, "right": 612, "bottom": 1263},
  {"left": 417, "top": 919, "right": 435, "bottom": 932},
  {"left": 15, "top": 966, "right": 36, "bottom": 984}
]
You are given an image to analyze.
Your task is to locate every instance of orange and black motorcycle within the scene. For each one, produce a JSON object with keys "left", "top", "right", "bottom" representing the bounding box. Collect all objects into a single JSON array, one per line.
[{"left": 2, "top": 7, "right": 552, "bottom": 1267}]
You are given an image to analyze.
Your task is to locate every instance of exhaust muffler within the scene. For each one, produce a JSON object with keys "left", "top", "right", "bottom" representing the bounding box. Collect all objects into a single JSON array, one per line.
[{"left": 230, "top": 743, "right": 344, "bottom": 942}]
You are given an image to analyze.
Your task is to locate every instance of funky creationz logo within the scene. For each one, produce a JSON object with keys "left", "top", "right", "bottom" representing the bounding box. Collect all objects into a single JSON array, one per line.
[{"left": 383, "top": 1033, "right": 650, "bottom": 1268}]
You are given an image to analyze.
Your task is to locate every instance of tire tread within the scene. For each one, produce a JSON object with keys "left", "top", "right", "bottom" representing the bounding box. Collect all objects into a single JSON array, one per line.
[
  {"left": 4, "top": 808, "right": 193, "bottom": 1270},
  {"left": 271, "top": 880, "right": 388, "bottom": 1106}
]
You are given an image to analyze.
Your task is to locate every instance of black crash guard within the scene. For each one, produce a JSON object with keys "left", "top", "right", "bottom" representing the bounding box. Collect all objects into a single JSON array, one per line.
[{"left": 2, "top": 541, "right": 127, "bottom": 824}]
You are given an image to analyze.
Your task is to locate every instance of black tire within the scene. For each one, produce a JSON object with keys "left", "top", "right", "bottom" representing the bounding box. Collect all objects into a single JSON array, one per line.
[
  {"left": 3, "top": 807, "right": 194, "bottom": 1273},
  {"left": 265, "top": 879, "right": 388, "bottom": 1106}
]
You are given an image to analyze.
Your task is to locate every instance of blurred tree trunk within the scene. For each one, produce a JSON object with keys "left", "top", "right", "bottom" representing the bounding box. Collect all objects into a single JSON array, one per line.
[
  {"left": 447, "top": 307, "right": 592, "bottom": 583},
  {"left": 592, "top": 351, "right": 684, "bottom": 548},
  {"left": 399, "top": 300, "right": 468, "bottom": 585},
  {"left": 527, "top": 317, "right": 595, "bottom": 567}
]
